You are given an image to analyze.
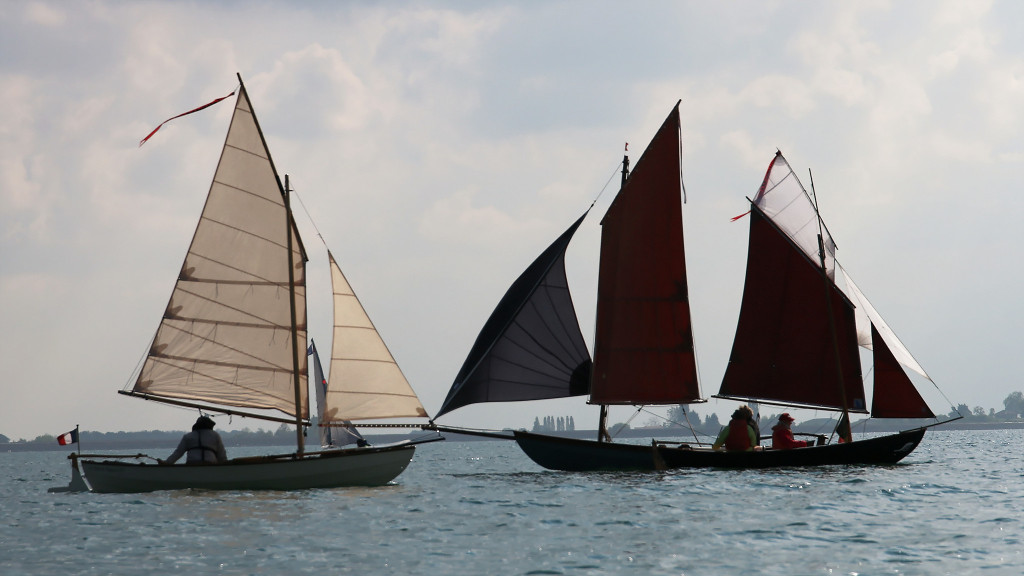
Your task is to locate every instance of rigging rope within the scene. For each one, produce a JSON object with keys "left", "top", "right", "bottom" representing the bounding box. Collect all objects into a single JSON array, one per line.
[
  {"left": 640, "top": 407, "right": 714, "bottom": 444},
  {"left": 608, "top": 406, "right": 644, "bottom": 440},
  {"left": 291, "top": 187, "right": 329, "bottom": 250},
  {"left": 591, "top": 159, "right": 625, "bottom": 208}
]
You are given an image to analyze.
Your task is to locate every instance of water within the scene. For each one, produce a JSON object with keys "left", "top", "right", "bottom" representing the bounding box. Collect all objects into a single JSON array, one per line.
[{"left": 2, "top": 429, "right": 1022, "bottom": 575}]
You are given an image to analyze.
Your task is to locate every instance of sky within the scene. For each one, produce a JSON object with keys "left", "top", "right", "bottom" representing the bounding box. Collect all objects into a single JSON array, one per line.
[{"left": 2, "top": 1, "right": 1022, "bottom": 441}]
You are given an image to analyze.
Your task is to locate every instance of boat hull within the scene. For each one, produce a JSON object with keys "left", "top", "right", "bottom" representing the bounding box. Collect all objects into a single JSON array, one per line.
[
  {"left": 513, "top": 431, "right": 668, "bottom": 471},
  {"left": 513, "top": 428, "right": 926, "bottom": 471},
  {"left": 80, "top": 444, "right": 415, "bottom": 493}
]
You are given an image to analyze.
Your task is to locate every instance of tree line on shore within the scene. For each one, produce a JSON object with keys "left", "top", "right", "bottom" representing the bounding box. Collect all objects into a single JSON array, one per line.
[{"left": 6, "top": 392, "right": 1023, "bottom": 446}]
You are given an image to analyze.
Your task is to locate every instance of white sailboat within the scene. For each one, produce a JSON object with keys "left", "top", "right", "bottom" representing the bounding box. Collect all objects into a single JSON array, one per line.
[{"left": 75, "top": 74, "right": 432, "bottom": 493}]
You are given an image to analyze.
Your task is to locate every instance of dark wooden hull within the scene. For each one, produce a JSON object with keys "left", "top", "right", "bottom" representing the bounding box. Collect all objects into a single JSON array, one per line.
[{"left": 513, "top": 428, "right": 927, "bottom": 471}]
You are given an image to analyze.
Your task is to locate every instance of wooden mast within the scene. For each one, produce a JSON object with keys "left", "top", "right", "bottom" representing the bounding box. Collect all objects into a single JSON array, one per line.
[
  {"left": 237, "top": 72, "right": 307, "bottom": 454},
  {"left": 597, "top": 150, "right": 630, "bottom": 444},
  {"left": 808, "top": 169, "right": 852, "bottom": 442},
  {"left": 285, "top": 175, "right": 305, "bottom": 455}
]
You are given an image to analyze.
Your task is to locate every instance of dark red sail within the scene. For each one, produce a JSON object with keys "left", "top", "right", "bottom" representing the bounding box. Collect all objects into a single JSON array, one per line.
[
  {"left": 869, "top": 325, "right": 935, "bottom": 418},
  {"left": 590, "top": 103, "right": 701, "bottom": 405},
  {"left": 718, "top": 207, "right": 867, "bottom": 412}
]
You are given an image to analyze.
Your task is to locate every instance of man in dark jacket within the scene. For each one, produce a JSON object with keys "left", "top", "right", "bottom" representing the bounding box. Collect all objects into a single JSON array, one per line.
[{"left": 160, "top": 415, "right": 227, "bottom": 464}]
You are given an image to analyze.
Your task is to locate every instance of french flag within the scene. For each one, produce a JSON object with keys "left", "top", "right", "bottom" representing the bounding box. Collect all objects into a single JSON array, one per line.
[{"left": 57, "top": 428, "right": 79, "bottom": 446}]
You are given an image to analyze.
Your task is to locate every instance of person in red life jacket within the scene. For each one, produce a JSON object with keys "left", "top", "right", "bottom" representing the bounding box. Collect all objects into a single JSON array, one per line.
[
  {"left": 771, "top": 412, "right": 810, "bottom": 449},
  {"left": 159, "top": 415, "right": 227, "bottom": 465},
  {"left": 712, "top": 405, "right": 760, "bottom": 451}
]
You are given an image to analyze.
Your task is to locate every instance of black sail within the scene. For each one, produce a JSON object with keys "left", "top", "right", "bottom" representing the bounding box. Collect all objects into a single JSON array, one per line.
[{"left": 436, "top": 213, "right": 592, "bottom": 418}]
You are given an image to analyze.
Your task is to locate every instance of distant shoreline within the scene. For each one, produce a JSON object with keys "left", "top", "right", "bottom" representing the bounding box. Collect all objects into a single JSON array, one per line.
[{"left": 5, "top": 420, "right": 1022, "bottom": 453}]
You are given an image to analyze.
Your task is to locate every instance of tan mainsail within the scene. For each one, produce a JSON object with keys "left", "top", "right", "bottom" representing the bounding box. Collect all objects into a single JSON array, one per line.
[
  {"left": 132, "top": 86, "right": 309, "bottom": 419},
  {"left": 324, "top": 251, "right": 426, "bottom": 422}
]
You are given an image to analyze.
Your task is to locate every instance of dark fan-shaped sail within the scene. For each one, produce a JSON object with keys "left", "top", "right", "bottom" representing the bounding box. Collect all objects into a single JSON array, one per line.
[{"left": 436, "top": 213, "right": 592, "bottom": 418}]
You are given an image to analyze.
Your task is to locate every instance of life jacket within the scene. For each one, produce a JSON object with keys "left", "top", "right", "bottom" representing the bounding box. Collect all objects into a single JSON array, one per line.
[
  {"left": 725, "top": 418, "right": 754, "bottom": 451},
  {"left": 185, "top": 429, "right": 221, "bottom": 464}
]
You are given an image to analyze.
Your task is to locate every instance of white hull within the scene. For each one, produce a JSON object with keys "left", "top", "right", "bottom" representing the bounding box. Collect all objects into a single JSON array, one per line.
[{"left": 79, "top": 444, "right": 415, "bottom": 493}]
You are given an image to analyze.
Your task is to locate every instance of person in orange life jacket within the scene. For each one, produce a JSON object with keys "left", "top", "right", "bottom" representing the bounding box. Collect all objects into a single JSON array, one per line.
[
  {"left": 771, "top": 413, "right": 810, "bottom": 449},
  {"left": 159, "top": 415, "right": 227, "bottom": 464},
  {"left": 712, "top": 405, "right": 761, "bottom": 451}
]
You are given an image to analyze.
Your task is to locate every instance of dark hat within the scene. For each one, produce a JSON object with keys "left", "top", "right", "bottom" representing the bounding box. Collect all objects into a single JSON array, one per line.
[
  {"left": 778, "top": 413, "right": 795, "bottom": 423},
  {"left": 193, "top": 415, "right": 216, "bottom": 430}
]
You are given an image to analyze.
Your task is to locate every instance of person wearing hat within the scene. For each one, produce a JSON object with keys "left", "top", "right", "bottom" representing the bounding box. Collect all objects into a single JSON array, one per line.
[
  {"left": 159, "top": 414, "right": 228, "bottom": 465},
  {"left": 712, "top": 405, "right": 760, "bottom": 451},
  {"left": 770, "top": 413, "right": 810, "bottom": 450}
]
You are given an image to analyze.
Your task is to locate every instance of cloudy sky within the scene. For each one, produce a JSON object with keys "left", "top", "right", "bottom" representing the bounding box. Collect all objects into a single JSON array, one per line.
[{"left": 2, "top": 1, "right": 1021, "bottom": 440}]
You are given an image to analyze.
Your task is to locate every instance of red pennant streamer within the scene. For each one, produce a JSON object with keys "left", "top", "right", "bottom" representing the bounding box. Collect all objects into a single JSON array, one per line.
[
  {"left": 730, "top": 210, "right": 750, "bottom": 222},
  {"left": 139, "top": 89, "right": 236, "bottom": 147}
]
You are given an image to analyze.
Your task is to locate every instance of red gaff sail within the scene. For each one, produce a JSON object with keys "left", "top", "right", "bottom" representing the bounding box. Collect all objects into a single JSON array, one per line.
[
  {"left": 718, "top": 207, "right": 866, "bottom": 412},
  {"left": 590, "top": 103, "right": 701, "bottom": 405}
]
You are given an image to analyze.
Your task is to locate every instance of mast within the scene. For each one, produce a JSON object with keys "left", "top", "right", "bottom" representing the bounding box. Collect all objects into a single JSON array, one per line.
[
  {"left": 596, "top": 150, "right": 630, "bottom": 443},
  {"left": 285, "top": 175, "right": 305, "bottom": 455},
  {"left": 809, "top": 170, "right": 851, "bottom": 441}
]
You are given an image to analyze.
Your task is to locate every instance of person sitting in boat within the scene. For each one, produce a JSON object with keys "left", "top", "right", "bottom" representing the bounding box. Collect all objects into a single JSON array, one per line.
[
  {"left": 159, "top": 415, "right": 227, "bottom": 465},
  {"left": 712, "top": 405, "right": 760, "bottom": 451},
  {"left": 770, "top": 413, "right": 810, "bottom": 449}
]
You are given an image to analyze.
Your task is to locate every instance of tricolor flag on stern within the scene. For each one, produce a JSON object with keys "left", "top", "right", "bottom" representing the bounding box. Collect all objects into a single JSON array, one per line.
[{"left": 57, "top": 428, "right": 79, "bottom": 446}]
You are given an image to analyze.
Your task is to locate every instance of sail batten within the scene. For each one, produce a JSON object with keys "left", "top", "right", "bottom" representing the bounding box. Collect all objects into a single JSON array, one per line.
[
  {"left": 590, "top": 103, "right": 701, "bottom": 405},
  {"left": 131, "top": 85, "right": 309, "bottom": 420},
  {"left": 192, "top": 220, "right": 292, "bottom": 253},
  {"left": 147, "top": 354, "right": 293, "bottom": 373}
]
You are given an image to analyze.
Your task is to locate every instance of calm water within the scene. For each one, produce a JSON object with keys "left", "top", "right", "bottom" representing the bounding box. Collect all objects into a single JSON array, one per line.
[{"left": 2, "top": 429, "right": 1022, "bottom": 575}]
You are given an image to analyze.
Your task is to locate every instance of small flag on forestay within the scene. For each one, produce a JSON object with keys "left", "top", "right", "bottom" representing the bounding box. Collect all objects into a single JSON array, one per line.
[
  {"left": 57, "top": 428, "right": 79, "bottom": 446},
  {"left": 138, "top": 88, "right": 236, "bottom": 147}
]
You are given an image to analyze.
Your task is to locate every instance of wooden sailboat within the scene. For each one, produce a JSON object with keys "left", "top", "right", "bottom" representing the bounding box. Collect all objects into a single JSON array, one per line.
[
  {"left": 677, "top": 150, "right": 951, "bottom": 468},
  {"left": 434, "top": 104, "right": 951, "bottom": 471},
  {"left": 434, "top": 103, "right": 705, "bottom": 469},
  {"left": 77, "top": 74, "right": 431, "bottom": 493}
]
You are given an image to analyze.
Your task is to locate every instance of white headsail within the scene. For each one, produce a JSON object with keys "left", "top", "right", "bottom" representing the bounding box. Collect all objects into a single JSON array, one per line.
[
  {"left": 324, "top": 251, "right": 427, "bottom": 422},
  {"left": 840, "top": 266, "right": 932, "bottom": 381}
]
